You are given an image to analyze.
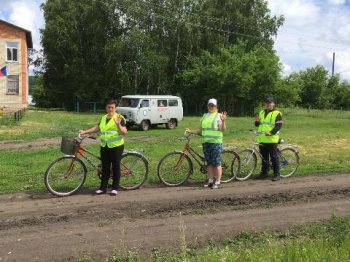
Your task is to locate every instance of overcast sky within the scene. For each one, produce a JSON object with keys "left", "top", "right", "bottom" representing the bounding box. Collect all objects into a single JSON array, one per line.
[{"left": 1, "top": 0, "right": 349, "bottom": 79}]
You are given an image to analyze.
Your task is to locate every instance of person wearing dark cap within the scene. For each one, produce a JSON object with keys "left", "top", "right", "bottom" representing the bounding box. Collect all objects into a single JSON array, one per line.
[{"left": 255, "top": 98, "right": 283, "bottom": 181}]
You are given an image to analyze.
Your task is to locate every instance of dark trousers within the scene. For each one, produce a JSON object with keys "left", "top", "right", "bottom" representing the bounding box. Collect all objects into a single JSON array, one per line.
[
  {"left": 100, "top": 145, "right": 124, "bottom": 191},
  {"left": 259, "top": 143, "right": 280, "bottom": 176}
]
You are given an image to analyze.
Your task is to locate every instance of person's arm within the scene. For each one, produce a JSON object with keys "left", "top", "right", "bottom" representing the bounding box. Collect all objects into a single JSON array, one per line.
[
  {"left": 255, "top": 113, "right": 260, "bottom": 127},
  {"left": 270, "top": 113, "right": 282, "bottom": 135},
  {"left": 219, "top": 112, "right": 227, "bottom": 131},
  {"left": 115, "top": 117, "right": 127, "bottom": 135},
  {"left": 185, "top": 128, "right": 202, "bottom": 135},
  {"left": 79, "top": 126, "right": 99, "bottom": 135}
]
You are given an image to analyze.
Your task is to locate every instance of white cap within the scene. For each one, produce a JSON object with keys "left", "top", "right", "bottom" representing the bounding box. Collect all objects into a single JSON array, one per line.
[{"left": 208, "top": 98, "right": 217, "bottom": 106}]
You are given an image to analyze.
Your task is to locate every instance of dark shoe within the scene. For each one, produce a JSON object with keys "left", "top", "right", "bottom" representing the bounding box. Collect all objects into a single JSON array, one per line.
[
  {"left": 272, "top": 176, "right": 280, "bottom": 181},
  {"left": 255, "top": 174, "right": 268, "bottom": 180},
  {"left": 204, "top": 182, "right": 214, "bottom": 188}
]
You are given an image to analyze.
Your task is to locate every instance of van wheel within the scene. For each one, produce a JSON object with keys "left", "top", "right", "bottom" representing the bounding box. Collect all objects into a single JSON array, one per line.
[
  {"left": 140, "top": 120, "right": 150, "bottom": 131},
  {"left": 167, "top": 119, "right": 177, "bottom": 129}
]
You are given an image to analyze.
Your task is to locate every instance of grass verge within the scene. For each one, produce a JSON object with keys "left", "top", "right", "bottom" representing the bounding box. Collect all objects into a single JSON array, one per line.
[
  {"left": 1, "top": 108, "right": 350, "bottom": 193},
  {"left": 105, "top": 214, "right": 350, "bottom": 262}
]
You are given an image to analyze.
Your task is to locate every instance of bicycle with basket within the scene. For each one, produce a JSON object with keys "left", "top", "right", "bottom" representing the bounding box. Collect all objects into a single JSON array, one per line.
[{"left": 44, "top": 134, "right": 149, "bottom": 196}]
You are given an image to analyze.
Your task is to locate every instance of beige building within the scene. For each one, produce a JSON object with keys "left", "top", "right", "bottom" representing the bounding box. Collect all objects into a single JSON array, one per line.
[{"left": 0, "top": 19, "right": 33, "bottom": 109}]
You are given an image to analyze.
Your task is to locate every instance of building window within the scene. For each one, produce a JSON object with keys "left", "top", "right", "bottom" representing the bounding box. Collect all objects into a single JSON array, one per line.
[
  {"left": 7, "top": 75, "right": 19, "bottom": 94},
  {"left": 6, "top": 42, "right": 19, "bottom": 62}
]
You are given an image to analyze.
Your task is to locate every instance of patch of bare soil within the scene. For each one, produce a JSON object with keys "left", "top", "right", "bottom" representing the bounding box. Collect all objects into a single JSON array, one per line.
[
  {"left": 0, "top": 136, "right": 158, "bottom": 152},
  {"left": 1, "top": 173, "right": 350, "bottom": 261}
]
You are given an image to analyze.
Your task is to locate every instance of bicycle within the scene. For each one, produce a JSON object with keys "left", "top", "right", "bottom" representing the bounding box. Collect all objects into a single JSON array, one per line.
[
  {"left": 237, "top": 131, "right": 300, "bottom": 181},
  {"left": 157, "top": 131, "right": 241, "bottom": 186},
  {"left": 44, "top": 134, "right": 149, "bottom": 196}
]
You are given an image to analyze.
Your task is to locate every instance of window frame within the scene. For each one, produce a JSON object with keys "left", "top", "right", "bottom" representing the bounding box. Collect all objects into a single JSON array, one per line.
[
  {"left": 168, "top": 100, "right": 179, "bottom": 107},
  {"left": 157, "top": 99, "right": 168, "bottom": 107},
  {"left": 6, "top": 75, "right": 20, "bottom": 95},
  {"left": 6, "top": 41, "right": 19, "bottom": 63}
]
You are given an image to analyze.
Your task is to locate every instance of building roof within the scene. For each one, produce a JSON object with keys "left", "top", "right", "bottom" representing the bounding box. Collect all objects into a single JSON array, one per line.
[{"left": 0, "top": 19, "right": 33, "bottom": 49}]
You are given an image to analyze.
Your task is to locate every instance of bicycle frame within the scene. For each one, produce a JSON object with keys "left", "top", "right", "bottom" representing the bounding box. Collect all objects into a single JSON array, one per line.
[
  {"left": 75, "top": 145, "right": 100, "bottom": 170},
  {"left": 172, "top": 135, "right": 207, "bottom": 174},
  {"left": 246, "top": 132, "right": 290, "bottom": 165},
  {"left": 72, "top": 143, "right": 135, "bottom": 177}
]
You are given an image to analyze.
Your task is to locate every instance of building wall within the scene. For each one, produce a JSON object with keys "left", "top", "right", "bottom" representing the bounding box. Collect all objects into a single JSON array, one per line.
[{"left": 0, "top": 22, "right": 29, "bottom": 109}]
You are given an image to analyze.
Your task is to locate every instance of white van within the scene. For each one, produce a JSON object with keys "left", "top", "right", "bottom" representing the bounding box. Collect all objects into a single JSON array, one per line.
[{"left": 117, "top": 95, "right": 183, "bottom": 131}]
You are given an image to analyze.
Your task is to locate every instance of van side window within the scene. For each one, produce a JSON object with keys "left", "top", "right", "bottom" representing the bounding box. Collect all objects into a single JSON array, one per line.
[
  {"left": 141, "top": 100, "right": 149, "bottom": 107},
  {"left": 157, "top": 100, "right": 167, "bottom": 107},
  {"left": 168, "top": 100, "right": 178, "bottom": 107}
]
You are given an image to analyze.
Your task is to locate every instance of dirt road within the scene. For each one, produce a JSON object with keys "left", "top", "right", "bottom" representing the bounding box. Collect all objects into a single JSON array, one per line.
[{"left": 1, "top": 173, "right": 350, "bottom": 261}]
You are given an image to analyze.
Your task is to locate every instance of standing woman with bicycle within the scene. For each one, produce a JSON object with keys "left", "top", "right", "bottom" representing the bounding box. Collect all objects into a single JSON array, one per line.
[
  {"left": 186, "top": 98, "right": 227, "bottom": 189},
  {"left": 79, "top": 100, "right": 127, "bottom": 195}
]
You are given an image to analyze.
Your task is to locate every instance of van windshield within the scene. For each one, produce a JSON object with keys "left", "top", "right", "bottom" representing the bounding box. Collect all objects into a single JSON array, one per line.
[{"left": 118, "top": 98, "right": 140, "bottom": 108}]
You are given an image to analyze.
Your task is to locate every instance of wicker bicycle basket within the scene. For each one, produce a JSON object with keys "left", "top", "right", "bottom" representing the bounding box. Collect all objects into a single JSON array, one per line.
[{"left": 60, "top": 137, "right": 79, "bottom": 155}]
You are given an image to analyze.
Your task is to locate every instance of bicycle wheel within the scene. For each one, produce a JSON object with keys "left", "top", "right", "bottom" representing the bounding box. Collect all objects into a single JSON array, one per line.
[
  {"left": 279, "top": 147, "right": 300, "bottom": 178},
  {"left": 157, "top": 151, "right": 193, "bottom": 186},
  {"left": 119, "top": 152, "right": 149, "bottom": 190},
  {"left": 44, "top": 156, "right": 87, "bottom": 197},
  {"left": 221, "top": 150, "right": 240, "bottom": 183},
  {"left": 237, "top": 149, "right": 257, "bottom": 181}
]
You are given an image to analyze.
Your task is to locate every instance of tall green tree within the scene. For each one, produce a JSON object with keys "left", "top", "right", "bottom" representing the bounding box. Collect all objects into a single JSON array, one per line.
[{"left": 38, "top": 0, "right": 284, "bottom": 113}]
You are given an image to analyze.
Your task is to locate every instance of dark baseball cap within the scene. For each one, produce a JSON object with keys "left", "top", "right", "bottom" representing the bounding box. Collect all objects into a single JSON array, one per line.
[{"left": 265, "top": 97, "right": 275, "bottom": 103}]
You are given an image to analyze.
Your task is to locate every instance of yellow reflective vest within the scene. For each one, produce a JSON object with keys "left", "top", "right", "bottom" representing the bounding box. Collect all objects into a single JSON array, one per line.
[
  {"left": 201, "top": 112, "right": 223, "bottom": 144},
  {"left": 257, "top": 110, "right": 281, "bottom": 143},
  {"left": 99, "top": 114, "right": 125, "bottom": 148}
]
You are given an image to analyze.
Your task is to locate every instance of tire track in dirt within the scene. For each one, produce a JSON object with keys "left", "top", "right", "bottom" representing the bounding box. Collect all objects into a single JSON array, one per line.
[{"left": 0, "top": 173, "right": 350, "bottom": 261}]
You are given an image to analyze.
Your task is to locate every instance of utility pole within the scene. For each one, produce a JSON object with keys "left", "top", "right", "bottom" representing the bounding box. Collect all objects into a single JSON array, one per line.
[{"left": 332, "top": 52, "right": 335, "bottom": 77}]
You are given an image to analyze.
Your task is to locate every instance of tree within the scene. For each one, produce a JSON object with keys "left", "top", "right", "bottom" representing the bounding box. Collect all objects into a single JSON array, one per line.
[
  {"left": 182, "top": 42, "right": 282, "bottom": 115},
  {"left": 37, "top": 0, "right": 284, "bottom": 113}
]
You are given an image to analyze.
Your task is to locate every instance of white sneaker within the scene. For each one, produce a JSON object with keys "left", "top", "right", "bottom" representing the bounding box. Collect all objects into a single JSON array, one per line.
[
  {"left": 212, "top": 184, "right": 220, "bottom": 189},
  {"left": 95, "top": 189, "right": 105, "bottom": 195},
  {"left": 110, "top": 189, "right": 118, "bottom": 196}
]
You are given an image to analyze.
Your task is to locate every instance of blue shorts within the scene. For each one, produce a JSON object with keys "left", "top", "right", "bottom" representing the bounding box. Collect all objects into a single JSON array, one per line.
[{"left": 203, "top": 143, "right": 223, "bottom": 167}]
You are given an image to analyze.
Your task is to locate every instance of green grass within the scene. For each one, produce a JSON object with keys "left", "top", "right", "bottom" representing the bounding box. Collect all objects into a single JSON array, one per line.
[
  {"left": 107, "top": 214, "right": 350, "bottom": 262},
  {"left": 1, "top": 108, "right": 350, "bottom": 193}
]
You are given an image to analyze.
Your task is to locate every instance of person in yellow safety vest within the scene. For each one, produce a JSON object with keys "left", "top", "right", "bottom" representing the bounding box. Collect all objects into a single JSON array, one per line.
[
  {"left": 79, "top": 100, "right": 127, "bottom": 195},
  {"left": 186, "top": 98, "right": 227, "bottom": 189},
  {"left": 255, "top": 97, "right": 283, "bottom": 181}
]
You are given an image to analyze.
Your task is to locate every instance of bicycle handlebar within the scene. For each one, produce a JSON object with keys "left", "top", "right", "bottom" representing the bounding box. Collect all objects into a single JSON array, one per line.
[{"left": 77, "top": 133, "right": 97, "bottom": 141}]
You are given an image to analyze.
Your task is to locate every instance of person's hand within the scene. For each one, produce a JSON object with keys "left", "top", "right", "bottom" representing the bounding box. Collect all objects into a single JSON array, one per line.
[
  {"left": 220, "top": 112, "right": 228, "bottom": 122},
  {"left": 79, "top": 130, "right": 85, "bottom": 135},
  {"left": 185, "top": 128, "right": 192, "bottom": 134},
  {"left": 115, "top": 116, "right": 122, "bottom": 126},
  {"left": 255, "top": 114, "right": 260, "bottom": 122},
  {"left": 265, "top": 131, "right": 272, "bottom": 136}
]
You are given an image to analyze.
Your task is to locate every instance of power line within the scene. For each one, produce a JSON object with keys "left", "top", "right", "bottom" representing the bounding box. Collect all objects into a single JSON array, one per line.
[{"left": 92, "top": 0, "right": 350, "bottom": 52}]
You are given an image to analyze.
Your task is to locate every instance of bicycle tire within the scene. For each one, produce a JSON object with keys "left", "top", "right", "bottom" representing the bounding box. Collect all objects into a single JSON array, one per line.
[
  {"left": 157, "top": 151, "right": 193, "bottom": 186},
  {"left": 221, "top": 150, "right": 241, "bottom": 183},
  {"left": 279, "top": 147, "right": 300, "bottom": 178},
  {"left": 237, "top": 149, "right": 257, "bottom": 181},
  {"left": 119, "top": 152, "right": 149, "bottom": 190},
  {"left": 44, "top": 156, "right": 87, "bottom": 197}
]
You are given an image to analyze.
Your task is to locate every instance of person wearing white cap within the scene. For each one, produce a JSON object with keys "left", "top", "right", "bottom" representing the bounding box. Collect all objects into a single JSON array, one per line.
[{"left": 186, "top": 98, "right": 227, "bottom": 189}]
